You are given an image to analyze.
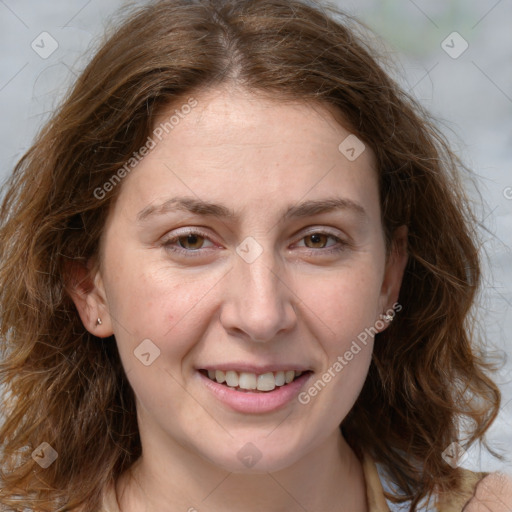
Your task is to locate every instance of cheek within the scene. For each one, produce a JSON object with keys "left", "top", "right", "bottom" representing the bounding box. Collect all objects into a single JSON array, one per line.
[
  {"left": 104, "top": 251, "right": 224, "bottom": 363},
  {"left": 104, "top": 266, "right": 217, "bottom": 414},
  {"left": 296, "top": 263, "right": 384, "bottom": 343}
]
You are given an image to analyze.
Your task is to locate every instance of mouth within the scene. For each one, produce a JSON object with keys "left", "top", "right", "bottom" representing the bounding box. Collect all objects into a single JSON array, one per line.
[{"left": 198, "top": 369, "right": 312, "bottom": 393}]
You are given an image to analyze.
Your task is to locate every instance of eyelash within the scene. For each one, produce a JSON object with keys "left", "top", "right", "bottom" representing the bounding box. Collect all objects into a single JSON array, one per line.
[{"left": 161, "top": 228, "right": 349, "bottom": 258}]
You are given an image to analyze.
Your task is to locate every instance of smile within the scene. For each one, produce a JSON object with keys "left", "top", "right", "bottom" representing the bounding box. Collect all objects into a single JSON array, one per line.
[
  {"left": 199, "top": 369, "right": 306, "bottom": 392},
  {"left": 197, "top": 368, "right": 313, "bottom": 413}
]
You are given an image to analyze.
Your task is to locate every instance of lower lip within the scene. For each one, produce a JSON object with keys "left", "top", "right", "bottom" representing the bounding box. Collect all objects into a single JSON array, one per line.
[{"left": 197, "top": 371, "right": 312, "bottom": 413}]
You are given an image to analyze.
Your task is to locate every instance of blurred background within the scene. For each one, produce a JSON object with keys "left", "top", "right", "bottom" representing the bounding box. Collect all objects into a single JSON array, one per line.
[{"left": 0, "top": 0, "right": 511, "bottom": 474}]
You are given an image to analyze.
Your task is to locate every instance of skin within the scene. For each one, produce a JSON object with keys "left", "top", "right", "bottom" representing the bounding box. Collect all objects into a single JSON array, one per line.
[
  {"left": 466, "top": 473, "right": 512, "bottom": 512},
  {"left": 69, "top": 84, "right": 409, "bottom": 512}
]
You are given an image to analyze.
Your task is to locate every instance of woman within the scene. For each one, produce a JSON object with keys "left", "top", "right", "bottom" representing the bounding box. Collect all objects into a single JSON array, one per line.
[{"left": 0, "top": 1, "right": 510, "bottom": 511}]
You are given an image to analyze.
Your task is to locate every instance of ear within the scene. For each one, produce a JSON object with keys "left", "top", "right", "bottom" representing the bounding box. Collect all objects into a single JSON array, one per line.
[
  {"left": 377, "top": 225, "right": 408, "bottom": 329},
  {"left": 63, "top": 258, "right": 114, "bottom": 338}
]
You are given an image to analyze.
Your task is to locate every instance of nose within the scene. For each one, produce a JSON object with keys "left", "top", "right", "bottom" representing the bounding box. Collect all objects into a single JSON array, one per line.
[{"left": 219, "top": 248, "right": 297, "bottom": 343}]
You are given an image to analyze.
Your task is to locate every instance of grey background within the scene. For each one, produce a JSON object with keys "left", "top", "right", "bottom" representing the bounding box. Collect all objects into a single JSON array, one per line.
[{"left": 1, "top": 0, "right": 511, "bottom": 473}]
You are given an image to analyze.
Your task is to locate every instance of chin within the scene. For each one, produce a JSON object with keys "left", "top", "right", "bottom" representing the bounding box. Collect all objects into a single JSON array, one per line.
[{"left": 197, "top": 439, "right": 306, "bottom": 474}]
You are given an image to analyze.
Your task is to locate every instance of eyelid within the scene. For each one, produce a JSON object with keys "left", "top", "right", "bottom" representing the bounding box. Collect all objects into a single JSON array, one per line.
[{"left": 298, "top": 225, "right": 345, "bottom": 238}]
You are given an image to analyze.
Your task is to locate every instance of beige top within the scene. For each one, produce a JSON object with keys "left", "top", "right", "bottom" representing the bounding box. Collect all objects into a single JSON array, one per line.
[
  {"left": 99, "top": 452, "right": 507, "bottom": 512},
  {"left": 359, "top": 451, "right": 487, "bottom": 512}
]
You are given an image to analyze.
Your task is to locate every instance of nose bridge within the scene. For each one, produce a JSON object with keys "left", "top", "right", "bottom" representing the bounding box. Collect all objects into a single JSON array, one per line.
[
  {"left": 236, "top": 234, "right": 280, "bottom": 293},
  {"left": 221, "top": 239, "right": 296, "bottom": 341},
  {"left": 242, "top": 250, "right": 280, "bottom": 301}
]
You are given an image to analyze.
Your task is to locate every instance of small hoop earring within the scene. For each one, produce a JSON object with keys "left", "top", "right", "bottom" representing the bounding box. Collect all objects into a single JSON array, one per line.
[
  {"left": 96, "top": 317, "right": 102, "bottom": 326},
  {"left": 380, "top": 313, "right": 394, "bottom": 322}
]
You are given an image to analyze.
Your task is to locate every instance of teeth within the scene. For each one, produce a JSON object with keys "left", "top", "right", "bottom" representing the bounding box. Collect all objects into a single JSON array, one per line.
[
  {"left": 204, "top": 369, "right": 305, "bottom": 391},
  {"left": 257, "top": 372, "right": 276, "bottom": 391},
  {"left": 238, "top": 372, "right": 257, "bottom": 390},
  {"left": 225, "top": 371, "right": 238, "bottom": 387},
  {"left": 274, "top": 371, "right": 285, "bottom": 386}
]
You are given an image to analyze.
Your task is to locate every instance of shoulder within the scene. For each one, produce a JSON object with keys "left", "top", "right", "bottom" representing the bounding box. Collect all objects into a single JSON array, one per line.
[
  {"left": 436, "top": 468, "right": 512, "bottom": 512},
  {"left": 463, "top": 470, "right": 512, "bottom": 512}
]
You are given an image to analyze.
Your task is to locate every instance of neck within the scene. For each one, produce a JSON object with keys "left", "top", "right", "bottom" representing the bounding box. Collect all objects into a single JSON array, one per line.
[{"left": 115, "top": 429, "right": 368, "bottom": 512}]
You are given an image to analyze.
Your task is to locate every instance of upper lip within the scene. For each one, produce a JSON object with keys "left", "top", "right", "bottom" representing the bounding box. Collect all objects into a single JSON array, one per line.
[{"left": 197, "top": 363, "right": 312, "bottom": 374}]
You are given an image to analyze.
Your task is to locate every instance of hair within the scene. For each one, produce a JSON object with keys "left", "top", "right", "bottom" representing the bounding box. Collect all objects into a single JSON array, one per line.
[{"left": 0, "top": 0, "right": 503, "bottom": 510}]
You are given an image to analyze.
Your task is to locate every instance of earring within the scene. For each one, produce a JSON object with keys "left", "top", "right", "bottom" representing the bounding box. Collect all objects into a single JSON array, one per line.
[
  {"left": 380, "top": 313, "right": 394, "bottom": 322},
  {"left": 96, "top": 317, "right": 102, "bottom": 326}
]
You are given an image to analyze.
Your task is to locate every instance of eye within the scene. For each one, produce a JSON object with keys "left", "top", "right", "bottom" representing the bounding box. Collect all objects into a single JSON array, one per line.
[
  {"left": 160, "top": 228, "right": 349, "bottom": 259},
  {"left": 161, "top": 229, "right": 216, "bottom": 255},
  {"left": 175, "top": 233, "right": 209, "bottom": 250},
  {"left": 294, "top": 229, "right": 349, "bottom": 255},
  {"left": 300, "top": 233, "right": 338, "bottom": 249}
]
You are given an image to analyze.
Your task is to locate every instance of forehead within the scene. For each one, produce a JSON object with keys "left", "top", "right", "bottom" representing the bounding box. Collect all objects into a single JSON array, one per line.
[
  {"left": 156, "top": 87, "right": 366, "bottom": 160},
  {"left": 111, "top": 86, "right": 380, "bottom": 223}
]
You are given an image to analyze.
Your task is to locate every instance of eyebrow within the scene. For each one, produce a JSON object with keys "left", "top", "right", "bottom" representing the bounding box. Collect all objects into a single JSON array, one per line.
[{"left": 136, "top": 196, "right": 368, "bottom": 223}]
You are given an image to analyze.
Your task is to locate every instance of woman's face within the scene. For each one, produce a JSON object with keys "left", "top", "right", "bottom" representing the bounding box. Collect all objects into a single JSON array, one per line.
[{"left": 73, "top": 86, "right": 407, "bottom": 473}]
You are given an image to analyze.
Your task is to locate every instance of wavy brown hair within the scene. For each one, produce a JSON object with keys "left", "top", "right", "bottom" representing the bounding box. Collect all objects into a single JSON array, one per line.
[{"left": 0, "top": 0, "right": 503, "bottom": 510}]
